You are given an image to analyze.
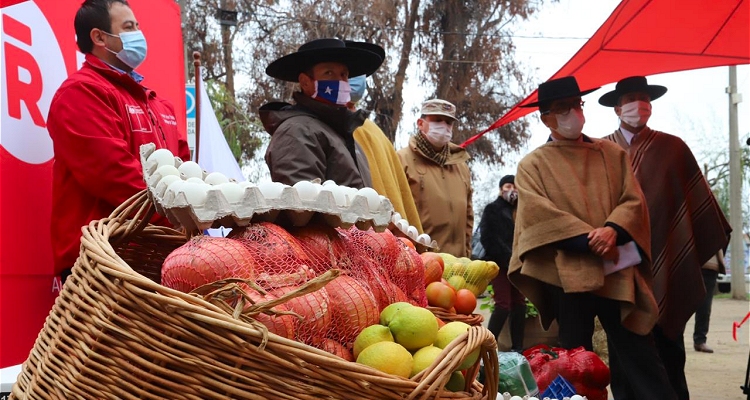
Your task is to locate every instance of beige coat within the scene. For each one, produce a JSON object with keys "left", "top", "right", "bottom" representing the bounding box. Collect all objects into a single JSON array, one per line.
[
  {"left": 509, "top": 137, "right": 658, "bottom": 336},
  {"left": 397, "top": 135, "right": 473, "bottom": 257}
]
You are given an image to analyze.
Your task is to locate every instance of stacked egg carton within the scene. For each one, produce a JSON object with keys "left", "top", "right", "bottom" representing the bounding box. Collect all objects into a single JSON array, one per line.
[
  {"left": 139, "top": 143, "right": 395, "bottom": 232},
  {"left": 389, "top": 212, "right": 439, "bottom": 252}
]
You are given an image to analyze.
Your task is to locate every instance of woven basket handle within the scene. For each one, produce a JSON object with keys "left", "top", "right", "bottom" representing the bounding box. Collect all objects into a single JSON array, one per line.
[{"left": 107, "top": 189, "right": 161, "bottom": 245}]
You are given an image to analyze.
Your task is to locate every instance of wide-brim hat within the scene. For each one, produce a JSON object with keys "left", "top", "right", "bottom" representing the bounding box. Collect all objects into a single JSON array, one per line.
[
  {"left": 344, "top": 40, "right": 386, "bottom": 63},
  {"left": 266, "top": 38, "right": 384, "bottom": 82},
  {"left": 521, "top": 76, "right": 600, "bottom": 108},
  {"left": 598, "top": 76, "right": 668, "bottom": 107}
]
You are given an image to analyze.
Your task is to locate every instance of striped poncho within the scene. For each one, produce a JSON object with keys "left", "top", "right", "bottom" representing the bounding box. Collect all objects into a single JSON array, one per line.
[{"left": 604, "top": 127, "right": 731, "bottom": 339}]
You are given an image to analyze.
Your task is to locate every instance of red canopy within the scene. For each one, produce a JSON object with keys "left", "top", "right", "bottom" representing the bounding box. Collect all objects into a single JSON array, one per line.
[{"left": 462, "top": 0, "right": 750, "bottom": 147}]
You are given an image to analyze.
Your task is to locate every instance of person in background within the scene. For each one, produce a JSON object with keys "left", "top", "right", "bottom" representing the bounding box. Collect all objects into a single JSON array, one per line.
[
  {"left": 480, "top": 174, "right": 526, "bottom": 351},
  {"left": 47, "top": 0, "right": 190, "bottom": 283},
  {"left": 262, "top": 38, "right": 384, "bottom": 188},
  {"left": 345, "top": 41, "right": 423, "bottom": 233},
  {"left": 600, "top": 76, "right": 731, "bottom": 399},
  {"left": 693, "top": 250, "right": 725, "bottom": 353},
  {"left": 397, "top": 99, "right": 473, "bottom": 257},
  {"left": 509, "top": 76, "right": 676, "bottom": 399}
]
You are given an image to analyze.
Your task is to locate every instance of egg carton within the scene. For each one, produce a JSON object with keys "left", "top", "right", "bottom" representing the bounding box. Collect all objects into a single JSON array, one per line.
[
  {"left": 139, "top": 143, "right": 394, "bottom": 232},
  {"left": 387, "top": 212, "right": 439, "bottom": 252}
]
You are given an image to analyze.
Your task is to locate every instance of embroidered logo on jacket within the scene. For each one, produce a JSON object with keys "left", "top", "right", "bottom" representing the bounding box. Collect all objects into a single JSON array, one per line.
[{"left": 126, "top": 104, "right": 153, "bottom": 133}]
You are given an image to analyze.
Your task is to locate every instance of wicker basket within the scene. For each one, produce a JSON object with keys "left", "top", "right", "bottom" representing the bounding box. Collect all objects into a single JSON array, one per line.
[
  {"left": 428, "top": 307, "right": 485, "bottom": 327},
  {"left": 11, "top": 190, "right": 498, "bottom": 400}
]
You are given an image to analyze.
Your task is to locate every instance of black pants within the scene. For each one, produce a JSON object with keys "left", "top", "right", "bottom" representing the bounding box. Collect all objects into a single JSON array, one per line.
[
  {"left": 551, "top": 286, "right": 676, "bottom": 400},
  {"left": 653, "top": 324, "right": 690, "bottom": 400},
  {"left": 693, "top": 269, "right": 718, "bottom": 346}
]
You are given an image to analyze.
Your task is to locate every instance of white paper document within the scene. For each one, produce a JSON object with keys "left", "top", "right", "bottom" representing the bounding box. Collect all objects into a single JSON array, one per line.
[{"left": 603, "top": 241, "right": 642, "bottom": 275}]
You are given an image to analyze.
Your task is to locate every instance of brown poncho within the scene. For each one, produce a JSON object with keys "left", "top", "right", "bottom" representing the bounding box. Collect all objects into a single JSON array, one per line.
[
  {"left": 509, "top": 138, "right": 659, "bottom": 336},
  {"left": 604, "top": 128, "right": 731, "bottom": 339}
]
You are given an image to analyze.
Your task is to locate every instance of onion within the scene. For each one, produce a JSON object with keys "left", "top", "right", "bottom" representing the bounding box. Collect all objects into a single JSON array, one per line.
[
  {"left": 161, "top": 236, "right": 259, "bottom": 293},
  {"left": 325, "top": 275, "right": 380, "bottom": 345},
  {"left": 318, "top": 338, "right": 354, "bottom": 361},
  {"left": 246, "top": 291, "right": 296, "bottom": 340},
  {"left": 229, "top": 222, "right": 310, "bottom": 277},
  {"left": 270, "top": 285, "right": 331, "bottom": 345},
  {"left": 288, "top": 224, "right": 349, "bottom": 273}
]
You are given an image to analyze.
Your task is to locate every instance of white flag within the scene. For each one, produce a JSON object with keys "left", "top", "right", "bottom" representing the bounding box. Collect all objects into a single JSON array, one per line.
[{"left": 194, "top": 74, "right": 245, "bottom": 182}]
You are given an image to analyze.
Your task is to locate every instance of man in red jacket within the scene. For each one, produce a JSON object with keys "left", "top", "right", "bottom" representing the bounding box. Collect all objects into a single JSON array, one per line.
[{"left": 47, "top": 0, "right": 190, "bottom": 282}]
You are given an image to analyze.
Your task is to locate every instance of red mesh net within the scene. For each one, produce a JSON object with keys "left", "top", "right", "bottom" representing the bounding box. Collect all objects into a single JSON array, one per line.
[{"left": 161, "top": 222, "right": 427, "bottom": 359}]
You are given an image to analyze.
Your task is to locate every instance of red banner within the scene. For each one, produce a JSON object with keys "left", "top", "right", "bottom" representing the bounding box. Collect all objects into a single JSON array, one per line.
[{"left": 0, "top": 0, "right": 185, "bottom": 368}]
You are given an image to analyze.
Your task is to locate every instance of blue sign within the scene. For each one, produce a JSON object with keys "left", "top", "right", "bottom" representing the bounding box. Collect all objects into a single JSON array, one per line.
[{"left": 186, "top": 85, "right": 196, "bottom": 119}]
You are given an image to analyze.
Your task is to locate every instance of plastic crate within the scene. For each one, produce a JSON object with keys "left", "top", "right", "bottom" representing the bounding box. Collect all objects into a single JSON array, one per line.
[{"left": 541, "top": 374, "right": 576, "bottom": 399}]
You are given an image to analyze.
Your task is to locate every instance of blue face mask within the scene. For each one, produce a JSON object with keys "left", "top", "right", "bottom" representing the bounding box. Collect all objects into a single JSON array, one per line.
[
  {"left": 105, "top": 30, "right": 148, "bottom": 69},
  {"left": 348, "top": 75, "right": 367, "bottom": 103}
]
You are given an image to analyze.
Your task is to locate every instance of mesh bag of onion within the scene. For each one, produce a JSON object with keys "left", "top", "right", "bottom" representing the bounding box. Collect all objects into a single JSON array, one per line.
[{"left": 160, "top": 222, "right": 427, "bottom": 361}]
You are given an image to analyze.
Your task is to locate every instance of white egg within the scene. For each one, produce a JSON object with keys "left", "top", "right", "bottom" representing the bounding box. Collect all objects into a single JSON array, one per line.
[
  {"left": 238, "top": 181, "right": 255, "bottom": 189},
  {"left": 343, "top": 187, "right": 359, "bottom": 206},
  {"left": 356, "top": 187, "right": 381, "bottom": 211},
  {"left": 322, "top": 179, "right": 337, "bottom": 186},
  {"left": 218, "top": 182, "right": 245, "bottom": 203},
  {"left": 204, "top": 172, "right": 229, "bottom": 185},
  {"left": 396, "top": 218, "right": 409, "bottom": 232},
  {"left": 150, "top": 164, "right": 180, "bottom": 185},
  {"left": 528, "top": 397, "right": 540, "bottom": 400},
  {"left": 146, "top": 148, "right": 175, "bottom": 168},
  {"left": 293, "top": 180, "right": 320, "bottom": 201},
  {"left": 155, "top": 175, "right": 180, "bottom": 197},
  {"left": 322, "top": 185, "right": 347, "bottom": 207},
  {"left": 417, "top": 233, "right": 431, "bottom": 245},
  {"left": 186, "top": 177, "right": 205, "bottom": 184},
  {"left": 177, "top": 161, "right": 204, "bottom": 179},
  {"left": 509, "top": 397, "right": 523, "bottom": 400},
  {"left": 406, "top": 225, "right": 418, "bottom": 239},
  {"left": 570, "top": 396, "right": 584, "bottom": 400},
  {"left": 178, "top": 182, "right": 209, "bottom": 205},
  {"left": 391, "top": 212, "right": 402, "bottom": 223},
  {"left": 165, "top": 179, "right": 185, "bottom": 199},
  {"left": 257, "top": 181, "right": 285, "bottom": 199}
]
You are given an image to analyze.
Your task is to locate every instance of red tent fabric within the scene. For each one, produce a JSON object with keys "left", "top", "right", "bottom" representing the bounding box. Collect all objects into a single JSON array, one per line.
[{"left": 461, "top": 0, "right": 750, "bottom": 147}]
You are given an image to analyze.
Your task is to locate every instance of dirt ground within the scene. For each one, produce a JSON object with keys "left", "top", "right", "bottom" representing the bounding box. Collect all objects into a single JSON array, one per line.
[{"left": 479, "top": 297, "right": 750, "bottom": 399}]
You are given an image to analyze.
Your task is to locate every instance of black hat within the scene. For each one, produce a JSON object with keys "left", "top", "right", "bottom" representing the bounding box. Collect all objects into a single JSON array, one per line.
[
  {"left": 499, "top": 175, "right": 515, "bottom": 187},
  {"left": 598, "top": 76, "right": 668, "bottom": 107},
  {"left": 344, "top": 40, "right": 386, "bottom": 62},
  {"left": 521, "top": 76, "right": 600, "bottom": 108},
  {"left": 266, "top": 38, "right": 384, "bottom": 82}
]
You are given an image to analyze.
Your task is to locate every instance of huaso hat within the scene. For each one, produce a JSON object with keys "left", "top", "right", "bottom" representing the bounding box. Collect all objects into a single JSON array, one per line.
[
  {"left": 521, "top": 76, "right": 600, "bottom": 108},
  {"left": 598, "top": 76, "right": 667, "bottom": 107},
  {"left": 266, "top": 38, "right": 384, "bottom": 82}
]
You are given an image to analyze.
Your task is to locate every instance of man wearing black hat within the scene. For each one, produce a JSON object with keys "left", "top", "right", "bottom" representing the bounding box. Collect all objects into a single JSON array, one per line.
[
  {"left": 478, "top": 174, "right": 526, "bottom": 351},
  {"left": 261, "top": 38, "right": 384, "bottom": 188},
  {"left": 601, "top": 76, "right": 731, "bottom": 400},
  {"left": 509, "top": 76, "right": 676, "bottom": 399}
]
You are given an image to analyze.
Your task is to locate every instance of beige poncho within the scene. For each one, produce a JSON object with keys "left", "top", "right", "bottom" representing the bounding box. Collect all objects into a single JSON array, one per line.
[
  {"left": 605, "top": 128, "right": 731, "bottom": 339},
  {"left": 509, "top": 137, "right": 658, "bottom": 336}
]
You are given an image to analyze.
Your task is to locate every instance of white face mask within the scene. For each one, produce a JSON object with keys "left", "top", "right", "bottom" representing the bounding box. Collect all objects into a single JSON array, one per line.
[
  {"left": 553, "top": 109, "right": 585, "bottom": 139},
  {"left": 619, "top": 100, "right": 652, "bottom": 128},
  {"left": 423, "top": 120, "right": 453, "bottom": 148}
]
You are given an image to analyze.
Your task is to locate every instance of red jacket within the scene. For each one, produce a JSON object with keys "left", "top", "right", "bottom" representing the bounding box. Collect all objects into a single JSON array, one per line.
[{"left": 47, "top": 54, "right": 190, "bottom": 274}]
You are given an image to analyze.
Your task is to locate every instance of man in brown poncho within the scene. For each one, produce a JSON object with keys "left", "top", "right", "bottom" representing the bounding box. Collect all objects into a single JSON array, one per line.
[
  {"left": 600, "top": 76, "right": 731, "bottom": 400},
  {"left": 510, "top": 76, "right": 675, "bottom": 399}
]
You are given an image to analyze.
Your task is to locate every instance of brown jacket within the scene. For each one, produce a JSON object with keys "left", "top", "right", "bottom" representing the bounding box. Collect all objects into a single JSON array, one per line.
[
  {"left": 397, "top": 135, "right": 473, "bottom": 257},
  {"left": 509, "top": 137, "right": 658, "bottom": 336},
  {"left": 261, "top": 93, "right": 372, "bottom": 188}
]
